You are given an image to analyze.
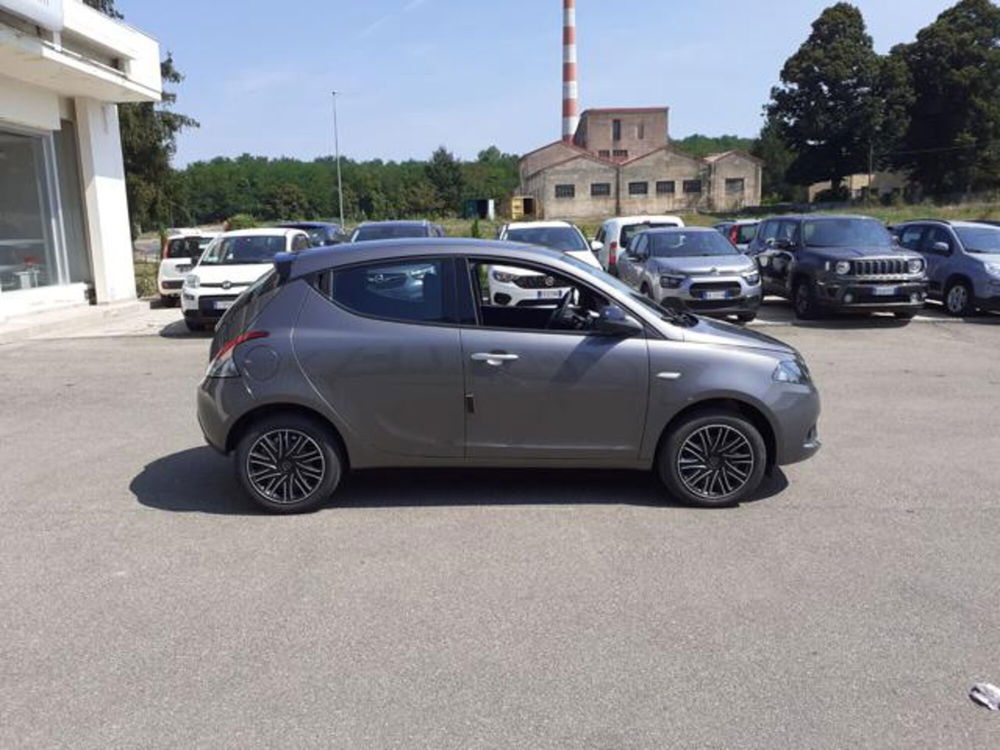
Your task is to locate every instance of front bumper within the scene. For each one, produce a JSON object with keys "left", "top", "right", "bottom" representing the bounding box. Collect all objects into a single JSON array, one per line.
[
  {"left": 488, "top": 279, "right": 570, "bottom": 307},
  {"left": 655, "top": 274, "right": 763, "bottom": 315},
  {"left": 771, "top": 384, "right": 822, "bottom": 466},
  {"left": 182, "top": 289, "right": 240, "bottom": 323},
  {"left": 815, "top": 277, "right": 927, "bottom": 311}
]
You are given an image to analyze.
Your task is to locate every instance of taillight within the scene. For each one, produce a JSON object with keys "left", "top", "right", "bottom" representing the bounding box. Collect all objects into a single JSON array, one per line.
[
  {"left": 729, "top": 226, "right": 739, "bottom": 245},
  {"left": 609, "top": 240, "right": 619, "bottom": 266},
  {"left": 207, "top": 330, "right": 269, "bottom": 378}
]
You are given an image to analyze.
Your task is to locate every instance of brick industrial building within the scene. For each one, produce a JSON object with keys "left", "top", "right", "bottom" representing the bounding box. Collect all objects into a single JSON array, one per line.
[{"left": 516, "top": 0, "right": 762, "bottom": 220}]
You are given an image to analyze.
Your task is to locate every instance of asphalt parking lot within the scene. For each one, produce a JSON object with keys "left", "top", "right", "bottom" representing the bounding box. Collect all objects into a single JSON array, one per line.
[{"left": 2, "top": 307, "right": 999, "bottom": 748}]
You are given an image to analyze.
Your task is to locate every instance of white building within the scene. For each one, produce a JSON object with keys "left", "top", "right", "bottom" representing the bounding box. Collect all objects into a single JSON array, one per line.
[{"left": 0, "top": 0, "right": 162, "bottom": 321}]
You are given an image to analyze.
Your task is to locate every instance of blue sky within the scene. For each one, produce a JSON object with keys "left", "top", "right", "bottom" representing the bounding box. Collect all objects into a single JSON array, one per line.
[{"left": 118, "top": 0, "right": 953, "bottom": 166}]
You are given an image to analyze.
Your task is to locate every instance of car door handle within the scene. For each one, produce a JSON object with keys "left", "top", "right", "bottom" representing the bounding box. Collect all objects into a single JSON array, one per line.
[{"left": 471, "top": 352, "right": 519, "bottom": 366}]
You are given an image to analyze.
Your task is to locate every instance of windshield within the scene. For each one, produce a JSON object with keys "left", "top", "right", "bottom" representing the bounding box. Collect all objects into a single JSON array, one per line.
[
  {"left": 734, "top": 224, "right": 758, "bottom": 244},
  {"left": 803, "top": 218, "right": 892, "bottom": 248},
  {"left": 506, "top": 226, "right": 588, "bottom": 253},
  {"left": 621, "top": 222, "right": 680, "bottom": 248},
  {"left": 559, "top": 252, "right": 696, "bottom": 324},
  {"left": 956, "top": 226, "right": 1000, "bottom": 254},
  {"left": 199, "top": 235, "right": 287, "bottom": 265},
  {"left": 648, "top": 231, "right": 741, "bottom": 258},
  {"left": 353, "top": 225, "right": 428, "bottom": 242}
]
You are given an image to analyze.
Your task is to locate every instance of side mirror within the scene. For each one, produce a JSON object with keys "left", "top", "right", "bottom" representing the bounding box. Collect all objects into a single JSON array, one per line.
[
  {"left": 773, "top": 238, "right": 795, "bottom": 251},
  {"left": 590, "top": 240, "right": 604, "bottom": 253},
  {"left": 931, "top": 241, "right": 951, "bottom": 255},
  {"left": 595, "top": 304, "right": 643, "bottom": 337}
]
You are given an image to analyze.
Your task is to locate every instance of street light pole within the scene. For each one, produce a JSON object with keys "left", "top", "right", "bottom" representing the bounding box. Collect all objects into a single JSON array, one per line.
[{"left": 332, "top": 91, "right": 345, "bottom": 227}]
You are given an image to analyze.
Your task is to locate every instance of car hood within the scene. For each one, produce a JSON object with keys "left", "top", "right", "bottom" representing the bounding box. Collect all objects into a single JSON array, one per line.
[
  {"left": 566, "top": 249, "right": 602, "bottom": 268},
  {"left": 650, "top": 255, "right": 753, "bottom": 275},
  {"left": 806, "top": 245, "right": 921, "bottom": 261},
  {"left": 192, "top": 263, "right": 272, "bottom": 285},
  {"left": 681, "top": 315, "right": 796, "bottom": 356}
]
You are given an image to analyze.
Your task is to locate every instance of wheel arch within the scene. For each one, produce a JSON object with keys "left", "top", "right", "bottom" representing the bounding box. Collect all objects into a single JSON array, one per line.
[
  {"left": 654, "top": 397, "right": 777, "bottom": 469},
  {"left": 226, "top": 402, "right": 350, "bottom": 469},
  {"left": 944, "top": 272, "right": 974, "bottom": 292}
]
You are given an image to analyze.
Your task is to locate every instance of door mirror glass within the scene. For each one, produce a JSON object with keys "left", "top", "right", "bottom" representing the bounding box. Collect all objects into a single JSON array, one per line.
[
  {"left": 590, "top": 240, "right": 604, "bottom": 253},
  {"left": 594, "top": 304, "right": 643, "bottom": 337},
  {"left": 931, "top": 241, "right": 951, "bottom": 254}
]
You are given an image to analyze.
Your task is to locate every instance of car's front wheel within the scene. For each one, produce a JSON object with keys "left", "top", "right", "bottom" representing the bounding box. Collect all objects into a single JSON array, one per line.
[
  {"left": 658, "top": 410, "right": 767, "bottom": 508},
  {"left": 792, "top": 278, "right": 819, "bottom": 320},
  {"left": 235, "top": 413, "right": 344, "bottom": 514},
  {"left": 944, "top": 279, "right": 975, "bottom": 317}
]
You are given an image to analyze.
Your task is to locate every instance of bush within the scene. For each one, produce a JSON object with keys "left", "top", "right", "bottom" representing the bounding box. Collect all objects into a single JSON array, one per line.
[
  {"left": 470, "top": 218, "right": 481, "bottom": 238},
  {"left": 226, "top": 213, "right": 258, "bottom": 230}
]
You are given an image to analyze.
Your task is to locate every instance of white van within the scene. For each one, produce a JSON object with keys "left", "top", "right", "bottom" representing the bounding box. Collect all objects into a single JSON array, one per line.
[{"left": 595, "top": 215, "right": 685, "bottom": 275}]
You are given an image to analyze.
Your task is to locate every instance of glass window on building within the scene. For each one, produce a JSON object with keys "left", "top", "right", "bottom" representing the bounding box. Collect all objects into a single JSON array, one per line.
[
  {"left": 628, "top": 182, "right": 648, "bottom": 196},
  {"left": 0, "top": 129, "right": 54, "bottom": 291},
  {"left": 0, "top": 126, "right": 78, "bottom": 293},
  {"left": 554, "top": 184, "right": 576, "bottom": 199},
  {"left": 725, "top": 178, "right": 746, "bottom": 195},
  {"left": 683, "top": 179, "right": 703, "bottom": 194},
  {"left": 591, "top": 183, "right": 611, "bottom": 197}
]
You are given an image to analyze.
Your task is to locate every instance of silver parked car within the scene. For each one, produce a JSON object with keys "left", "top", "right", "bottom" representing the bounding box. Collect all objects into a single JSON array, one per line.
[
  {"left": 892, "top": 220, "right": 1000, "bottom": 316},
  {"left": 198, "top": 239, "right": 820, "bottom": 513},
  {"left": 616, "top": 227, "right": 763, "bottom": 322}
]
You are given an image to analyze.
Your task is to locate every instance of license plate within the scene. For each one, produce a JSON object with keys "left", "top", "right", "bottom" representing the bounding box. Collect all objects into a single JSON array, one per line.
[
  {"left": 213, "top": 300, "right": 234, "bottom": 310},
  {"left": 703, "top": 290, "right": 728, "bottom": 300},
  {"left": 536, "top": 289, "right": 563, "bottom": 299},
  {"left": 872, "top": 286, "right": 897, "bottom": 297}
]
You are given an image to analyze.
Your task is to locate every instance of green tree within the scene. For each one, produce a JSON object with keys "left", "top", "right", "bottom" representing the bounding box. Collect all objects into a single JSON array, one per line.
[
  {"left": 751, "top": 119, "right": 805, "bottom": 202},
  {"left": 262, "top": 182, "right": 310, "bottom": 220},
  {"left": 767, "top": 3, "right": 911, "bottom": 190},
  {"left": 892, "top": 0, "right": 1000, "bottom": 197},
  {"left": 673, "top": 134, "right": 755, "bottom": 159},
  {"left": 425, "top": 147, "right": 465, "bottom": 215}
]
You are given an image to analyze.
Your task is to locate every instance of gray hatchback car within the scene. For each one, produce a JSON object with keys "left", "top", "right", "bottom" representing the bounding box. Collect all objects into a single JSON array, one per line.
[{"left": 198, "top": 239, "right": 821, "bottom": 513}]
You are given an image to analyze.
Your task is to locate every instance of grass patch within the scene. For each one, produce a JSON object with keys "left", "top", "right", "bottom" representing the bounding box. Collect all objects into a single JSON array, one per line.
[{"left": 134, "top": 259, "right": 158, "bottom": 299}]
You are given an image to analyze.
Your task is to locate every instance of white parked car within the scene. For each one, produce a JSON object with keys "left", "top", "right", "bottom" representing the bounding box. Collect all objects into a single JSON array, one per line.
[
  {"left": 490, "top": 221, "right": 602, "bottom": 307},
  {"left": 595, "top": 215, "right": 685, "bottom": 275},
  {"left": 181, "top": 228, "right": 310, "bottom": 331},
  {"left": 157, "top": 230, "right": 218, "bottom": 306}
]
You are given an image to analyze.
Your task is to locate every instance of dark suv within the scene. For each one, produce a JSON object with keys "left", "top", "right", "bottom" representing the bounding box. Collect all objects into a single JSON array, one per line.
[{"left": 746, "top": 215, "right": 928, "bottom": 320}]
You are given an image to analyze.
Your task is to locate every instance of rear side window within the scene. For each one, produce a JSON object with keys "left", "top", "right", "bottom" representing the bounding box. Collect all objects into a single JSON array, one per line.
[
  {"left": 166, "top": 237, "right": 203, "bottom": 259},
  {"left": 212, "top": 270, "right": 282, "bottom": 357},
  {"left": 899, "top": 225, "right": 925, "bottom": 250},
  {"left": 323, "top": 258, "right": 455, "bottom": 324}
]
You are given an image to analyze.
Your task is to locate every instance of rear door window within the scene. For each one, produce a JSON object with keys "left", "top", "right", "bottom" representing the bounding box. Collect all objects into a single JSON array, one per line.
[{"left": 324, "top": 258, "right": 456, "bottom": 324}]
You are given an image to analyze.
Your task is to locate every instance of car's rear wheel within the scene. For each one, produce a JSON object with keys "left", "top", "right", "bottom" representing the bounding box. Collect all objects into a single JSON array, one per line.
[
  {"left": 944, "top": 279, "right": 974, "bottom": 316},
  {"left": 658, "top": 410, "right": 767, "bottom": 508},
  {"left": 235, "top": 413, "right": 343, "bottom": 514},
  {"left": 793, "top": 278, "right": 819, "bottom": 320}
]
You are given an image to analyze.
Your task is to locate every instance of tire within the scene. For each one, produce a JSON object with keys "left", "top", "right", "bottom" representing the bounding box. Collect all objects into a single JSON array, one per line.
[
  {"left": 737, "top": 312, "right": 757, "bottom": 324},
  {"left": 894, "top": 311, "right": 915, "bottom": 321},
  {"left": 235, "top": 413, "right": 343, "bottom": 514},
  {"left": 657, "top": 409, "right": 767, "bottom": 508},
  {"left": 640, "top": 283, "right": 653, "bottom": 300},
  {"left": 160, "top": 294, "right": 179, "bottom": 308},
  {"left": 185, "top": 319, "right": 204, "bottom": 332},
  {"left": 944, "top": 279, "right": 975, "bottom": 317},
  {"left": 792, "top": 277, "right": 819, "bottom": 320}
]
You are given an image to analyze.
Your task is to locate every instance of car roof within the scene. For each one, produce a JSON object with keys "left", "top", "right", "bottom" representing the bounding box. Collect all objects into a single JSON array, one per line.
[
  {"left": 219, "top": 228, "right": 304, "bottom": 238},
  {"left": 605, "top": 215, "right": 683, "bottom": 225},
  {"left": 642, "top": 226, "right": 716, "bottom": 234},
  {"left": 281, "top": 238, "right": 583, "bottom": 281},
  {"left": 762, "top": 214, "right": 878, "bottom": 222},
  {"left": 504, "top": 221, "right": 575, "bottom": 230},
  {"left": 896, "top": 219, "right": 997, "bottom": 229},
  {"left": 356, "top": 220, "right": 431, "bottom": 228},
  {"left": 277, "top": 221, "right": 341, "bottom": 229}
]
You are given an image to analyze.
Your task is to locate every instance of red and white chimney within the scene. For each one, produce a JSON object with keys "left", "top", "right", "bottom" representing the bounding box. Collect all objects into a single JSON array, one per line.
[{"left": 562, "top": 0, "right": 579, "bottom": 143}]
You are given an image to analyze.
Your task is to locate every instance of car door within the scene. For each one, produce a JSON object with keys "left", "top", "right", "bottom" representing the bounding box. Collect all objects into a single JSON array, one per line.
[
  {"left": 918, "top": 226, "right": 954, "bottom": 295},
  {"left": 460, "top": 258, "right": 649, "bottom": 461},
  {"left": 294, "top": 256, "right": 466, "bottom": 458},
  {"left": 616, "top": 233, "right": 646, "bottom": 289},
  {"left": 755, "top": 219, "right": 788, "bottom": 294}
]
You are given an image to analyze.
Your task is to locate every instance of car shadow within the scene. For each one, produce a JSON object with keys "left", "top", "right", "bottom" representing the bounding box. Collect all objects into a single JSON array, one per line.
[
  {"left": 159, "top": 319, "right": 213, "bottom": 339},
  {"left": 130, "top": 447, "right": 789, "bottom": 516}
]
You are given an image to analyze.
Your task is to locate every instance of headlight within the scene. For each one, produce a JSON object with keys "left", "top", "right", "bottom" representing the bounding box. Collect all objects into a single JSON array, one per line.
[
  {"left": 184, "top": 273, "right": 200, "bottom": 288},
  {"left": 908, "top": 259, "right": 924, "bottom": 274},
  {"left": 773, "top": 359, "right": 811, "bottom": 385},
  {"left": 835, "top": 261, "right": 851, "bottom": 275},
  {"left": 743, "top": 271, "right": 761, "bottom": 285},
  {"left": 492, "top": 270, "right": 519, "bottom": 283},
  {"left": 984, "top": 262, "right": 1000, "bottom": 279},
  {"left": 660, "top": 274, "right": 685, "bottom": 289}
]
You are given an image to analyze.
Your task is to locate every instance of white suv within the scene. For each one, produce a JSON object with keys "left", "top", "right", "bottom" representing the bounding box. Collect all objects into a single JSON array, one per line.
[
  {"left": 595, "top": 215, "right": 685, "bottom": 275},
  {"left": 157, "top": 230, "right": 217, "bottom": 306},
  {"left": 181, "top": 228, "right": 310, "bottom": 331},
  {"left": 491, "top": 221, "right": 602, "bottom": 307}
]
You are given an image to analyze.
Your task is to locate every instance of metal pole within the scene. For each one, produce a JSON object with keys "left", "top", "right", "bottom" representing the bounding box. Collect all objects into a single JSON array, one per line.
[{"left": 332, "top": 91, "right": 345, "bottom": 227}]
